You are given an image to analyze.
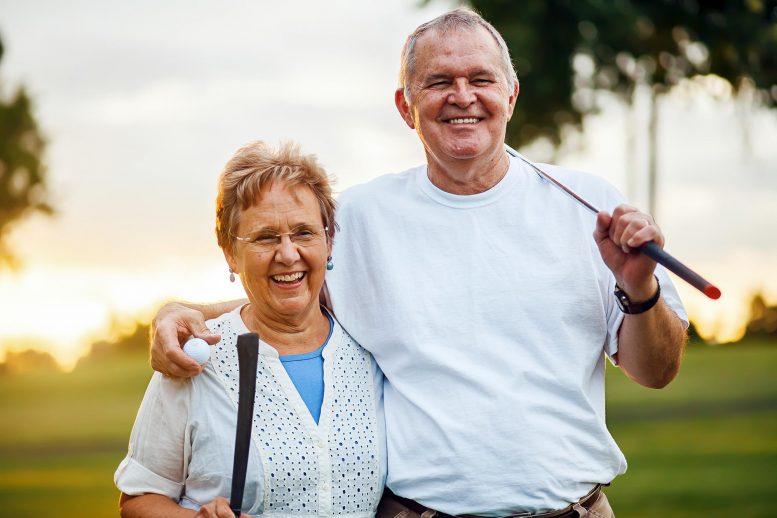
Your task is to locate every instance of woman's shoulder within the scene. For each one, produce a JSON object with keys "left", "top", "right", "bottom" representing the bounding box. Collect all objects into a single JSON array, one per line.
[
  {"left": 328, "top": 314, "right": 373, "bottom": 360},
  {"left": 204, "top": 306, "right": 247, "bottom": 345}
]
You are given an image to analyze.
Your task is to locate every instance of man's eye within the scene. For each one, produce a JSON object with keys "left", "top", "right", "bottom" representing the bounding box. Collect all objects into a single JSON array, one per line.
[
  {"left": 472, "top": 79, "right": 492, "bottom": 85},
  {"left": 428, "top": 81, "right": 450, "bottom": 88}
]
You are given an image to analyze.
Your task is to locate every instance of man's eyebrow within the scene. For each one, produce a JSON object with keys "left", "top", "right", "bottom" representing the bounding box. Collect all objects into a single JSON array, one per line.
[
  {"left": 421, "top": 73, "right": 452, "bottom": 83},
  {"left": 470, "top": 68, "right": 498, "bottom": 77}
]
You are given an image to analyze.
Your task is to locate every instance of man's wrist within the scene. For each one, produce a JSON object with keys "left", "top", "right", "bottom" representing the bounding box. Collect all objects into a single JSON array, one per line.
[{"left": 615, "top": 276, "right": 661, "bottom": 314}]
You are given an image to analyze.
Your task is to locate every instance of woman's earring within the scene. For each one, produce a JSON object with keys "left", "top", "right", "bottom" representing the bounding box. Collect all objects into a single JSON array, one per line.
[
  {"left": 326, "top": 257, "right": 334, "bottom": 271},
  {"left": 229, "top": 269, "right": 236, "bottom": 282}
]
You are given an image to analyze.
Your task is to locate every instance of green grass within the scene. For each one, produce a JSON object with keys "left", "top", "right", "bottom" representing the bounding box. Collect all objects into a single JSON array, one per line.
[
  {"left": 0, "top": 343, "right": 775, "bottom": 517},
  {"left": 0, "top": 354, "right": 151, "bottom": 518},
  {"left": 604, "top": 342, "right": 777, "bottom": 517}
]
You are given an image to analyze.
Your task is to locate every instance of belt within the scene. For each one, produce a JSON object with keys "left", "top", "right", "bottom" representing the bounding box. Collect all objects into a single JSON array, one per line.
[{"left": 384, "top": 484, "right": 602, "bottom": 518}]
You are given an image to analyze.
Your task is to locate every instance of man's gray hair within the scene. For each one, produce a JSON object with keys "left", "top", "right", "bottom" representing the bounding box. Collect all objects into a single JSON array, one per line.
[{"left": 398, "top": 7, "right": 518, "bottom": 100}]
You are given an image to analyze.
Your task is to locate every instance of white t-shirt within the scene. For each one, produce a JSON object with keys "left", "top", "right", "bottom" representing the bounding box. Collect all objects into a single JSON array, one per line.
[
  {"left": 115, "top": 307, "right": 387, "bottom": 517},
  {"left": 327, "top": 157, "right": 687, "bottom": 515}
]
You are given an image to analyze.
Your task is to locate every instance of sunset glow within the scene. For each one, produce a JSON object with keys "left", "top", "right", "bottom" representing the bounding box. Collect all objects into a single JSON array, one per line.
[{"left": 1, "top": 1, "right": 775, "bottom": 370}]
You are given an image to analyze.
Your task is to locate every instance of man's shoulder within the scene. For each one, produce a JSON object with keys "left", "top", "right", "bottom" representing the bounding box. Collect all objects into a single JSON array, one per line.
[
  {"left": 338, "top": 165, "right": 424, "bottom": 207},
  {"left": 534, "top": 162, "right": 625, "bottom": 208},
  {"left": 535, "top": 163, "right": 609, "bottom": 185}
]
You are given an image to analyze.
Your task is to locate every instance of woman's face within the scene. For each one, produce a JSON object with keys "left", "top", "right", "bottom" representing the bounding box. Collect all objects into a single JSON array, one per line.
[{"left": 225, "top": 181, "right": 331, "bottom": 325}]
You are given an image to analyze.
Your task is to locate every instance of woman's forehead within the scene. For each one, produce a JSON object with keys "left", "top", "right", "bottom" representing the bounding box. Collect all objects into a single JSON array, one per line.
[{"left": 239, "top": 183, "right": 322, "bottom": 229}]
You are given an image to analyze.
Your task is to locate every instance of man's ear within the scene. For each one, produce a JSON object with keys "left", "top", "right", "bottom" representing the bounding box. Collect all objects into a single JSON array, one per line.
[
  {"left": 395, "top": 88, "right": 416, "bottom": 129},
  {"left": 506, "top": 79, "right": 519, "bottom": 121}
]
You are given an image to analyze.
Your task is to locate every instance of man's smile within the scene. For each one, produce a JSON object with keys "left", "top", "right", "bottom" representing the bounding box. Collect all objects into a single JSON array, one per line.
[{"left": 443, "top": 117, "right": 483, "bottom": 124}]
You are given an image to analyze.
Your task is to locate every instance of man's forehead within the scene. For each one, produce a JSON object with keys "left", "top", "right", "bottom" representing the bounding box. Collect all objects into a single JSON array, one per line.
[
  {"left": 415, "top": 24, "right": 498, "bottom": 52},
  {"left": 412, "top": 26, "right": 503, "bottom": 75}
]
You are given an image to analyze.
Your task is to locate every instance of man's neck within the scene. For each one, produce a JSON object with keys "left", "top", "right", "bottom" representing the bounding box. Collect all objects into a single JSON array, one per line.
[{"left": 426, "top": 150, "right": 510, "bottom": 195}]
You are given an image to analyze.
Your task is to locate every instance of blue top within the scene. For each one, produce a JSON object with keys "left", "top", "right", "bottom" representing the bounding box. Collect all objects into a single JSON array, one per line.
[{"left": 278, "top": 311, "right": 333, "bottom": 423}]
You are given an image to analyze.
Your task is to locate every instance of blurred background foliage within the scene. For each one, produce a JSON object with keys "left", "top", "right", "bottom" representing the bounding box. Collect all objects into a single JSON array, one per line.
[
  {"left": 467, "top": 0, "right": 777, "bottom": 146},
  {"left": 0, "top": 34, "right": 52, "bottom": 270},
  {"left": 466, "top": 0, "right": 777, "bottom": 212}
]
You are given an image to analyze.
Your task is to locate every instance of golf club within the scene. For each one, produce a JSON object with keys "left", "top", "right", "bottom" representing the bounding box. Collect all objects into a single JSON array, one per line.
[
  {"left": 230, "top": 332, "right": 259, "bottom": 517},
  {"left": 505, "top": 144, "right": 721, "bottom": 300}
]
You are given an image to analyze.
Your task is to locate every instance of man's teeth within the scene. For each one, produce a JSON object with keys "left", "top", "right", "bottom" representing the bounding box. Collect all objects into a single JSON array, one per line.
[
  {"left": 448, "top": 118, "right": 479, "bottom": 124},
  {"left": 272, "top": 272, "right": 304, "bottom": 282}
]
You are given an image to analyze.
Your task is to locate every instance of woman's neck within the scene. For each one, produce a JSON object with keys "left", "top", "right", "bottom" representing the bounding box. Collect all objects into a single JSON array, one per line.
[{"left": 241, "top": 304, "right": 331, "bottom": 356}]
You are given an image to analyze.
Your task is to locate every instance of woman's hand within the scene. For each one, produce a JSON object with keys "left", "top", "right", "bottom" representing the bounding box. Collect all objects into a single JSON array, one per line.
[{"left": 194, "top": 496, "right": 250, "bottom": 517}]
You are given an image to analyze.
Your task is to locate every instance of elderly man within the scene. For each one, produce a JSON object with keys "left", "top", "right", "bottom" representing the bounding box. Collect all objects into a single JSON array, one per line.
[{"left": 151, "top": 8, "right": 687, "bottom": 517}]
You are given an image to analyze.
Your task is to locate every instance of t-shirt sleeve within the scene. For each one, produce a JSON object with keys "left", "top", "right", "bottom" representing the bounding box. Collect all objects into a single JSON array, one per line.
[
  {"left": 114, "top": 372, "right": 193, "bottom": 499},
  {"left": 579, "top": 173, "right": 689, "bottom": 361},
  {"left": 604, "top": 283, "right": 626, "bottom": 362}
]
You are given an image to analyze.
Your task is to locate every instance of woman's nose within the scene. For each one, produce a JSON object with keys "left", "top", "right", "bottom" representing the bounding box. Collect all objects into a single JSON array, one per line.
[{"left": 274, "top": 235, "right": 300, "bottom": 264}]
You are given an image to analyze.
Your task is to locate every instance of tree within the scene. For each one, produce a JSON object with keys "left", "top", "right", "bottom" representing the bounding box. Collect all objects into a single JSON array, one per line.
[
  {"left": 743, "top": 293, "right": 777, "bottom": 342},
  {"left": 464, "top": 0, "right": 777, "bottom": 212},
  {"left": 0, "top": 34, "right": 52, "bottom": 269}
]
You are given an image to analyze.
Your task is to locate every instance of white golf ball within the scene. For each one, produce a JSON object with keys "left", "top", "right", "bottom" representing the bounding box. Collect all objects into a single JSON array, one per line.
[{"left": 183, "top": 337, "right": 210, "bottom": 365}]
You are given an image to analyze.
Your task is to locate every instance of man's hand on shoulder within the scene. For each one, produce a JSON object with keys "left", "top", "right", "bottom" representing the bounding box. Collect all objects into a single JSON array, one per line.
[{"left": 150, "top": 302, "right": 221, "bottom": 378}]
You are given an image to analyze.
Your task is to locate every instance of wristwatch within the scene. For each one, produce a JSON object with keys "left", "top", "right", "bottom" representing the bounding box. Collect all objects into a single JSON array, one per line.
[{"left": 614, "top": 276, "right": 661, "bottom": 314}]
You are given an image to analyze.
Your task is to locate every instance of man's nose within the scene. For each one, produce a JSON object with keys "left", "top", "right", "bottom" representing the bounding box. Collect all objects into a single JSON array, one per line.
[{"left": 447, "top": 79, "right": 476, "bottom": 107}]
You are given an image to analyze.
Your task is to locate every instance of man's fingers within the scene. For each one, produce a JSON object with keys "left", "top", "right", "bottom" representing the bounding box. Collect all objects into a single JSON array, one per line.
[
  {"left": 593, "top": 211, "right": 611, "bottom": 242},
  {"left": 163, "top": 362, "right": 202, "bottom": 379},
  {"left": 165, "top": 347, "right": 203, "bottom": 377},
  {"left": 194, "top": 331, "right": 221, "bottom": 346},
  {"left": 150, "top": 326, "right": 203, "bottom": 378}
]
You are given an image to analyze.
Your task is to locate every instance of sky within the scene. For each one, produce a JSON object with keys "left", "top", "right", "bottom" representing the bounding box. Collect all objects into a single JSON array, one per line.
[{"left": 0, "top": 0, "right": 775, "bottom": 369}]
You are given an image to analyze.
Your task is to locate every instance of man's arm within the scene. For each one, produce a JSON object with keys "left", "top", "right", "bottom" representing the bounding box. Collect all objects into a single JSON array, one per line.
[
  {"left": 615, "top": 296, "right": 687, "bottom": 388},
  {"left": 594, "top": 206, "right": 687, "bottom": 389},
  {"left": 150, "top": 299, "right": 246, "bottom": 378}
]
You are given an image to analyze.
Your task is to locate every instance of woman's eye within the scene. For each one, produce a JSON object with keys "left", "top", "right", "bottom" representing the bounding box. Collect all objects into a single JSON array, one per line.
[{"left": 293, "top": 229, "right": 316, "bottom": 241}]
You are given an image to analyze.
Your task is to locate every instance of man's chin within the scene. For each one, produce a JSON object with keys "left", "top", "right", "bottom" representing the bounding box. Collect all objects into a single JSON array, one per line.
[{"left": 440, "top": 145, "right": 488, "bottom": 161}]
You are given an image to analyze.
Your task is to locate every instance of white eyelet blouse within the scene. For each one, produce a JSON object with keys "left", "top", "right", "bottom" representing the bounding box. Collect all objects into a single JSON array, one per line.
[{"left": 115, "top": 307, "right": 387, "bottom": 517}]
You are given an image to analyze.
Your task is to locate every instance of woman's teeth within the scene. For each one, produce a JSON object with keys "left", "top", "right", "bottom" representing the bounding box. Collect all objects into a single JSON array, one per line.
[{"left": 272, "top": 272, "right": 304, "bottom": 282}]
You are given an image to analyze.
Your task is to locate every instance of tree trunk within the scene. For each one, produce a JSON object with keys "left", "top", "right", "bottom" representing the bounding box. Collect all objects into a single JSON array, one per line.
[{"left": 647, "top": 87, "right": 659, "bottom": 217}]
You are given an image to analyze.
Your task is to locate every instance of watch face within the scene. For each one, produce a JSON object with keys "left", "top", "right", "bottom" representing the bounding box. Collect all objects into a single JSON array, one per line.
[{"left": 614, "top": 286, "right": 632, "bottom": 314}]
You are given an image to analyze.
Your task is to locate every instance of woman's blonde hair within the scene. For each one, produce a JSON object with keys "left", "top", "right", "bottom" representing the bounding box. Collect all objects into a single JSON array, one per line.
[{"left": 215, "top": 141, "right": 336, "bottom": 252}]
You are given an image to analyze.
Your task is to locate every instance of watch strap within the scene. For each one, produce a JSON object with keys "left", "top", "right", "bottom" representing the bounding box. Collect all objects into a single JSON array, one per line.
[{"left": 614, "top": 276, "right": 661, "bottom": 314}]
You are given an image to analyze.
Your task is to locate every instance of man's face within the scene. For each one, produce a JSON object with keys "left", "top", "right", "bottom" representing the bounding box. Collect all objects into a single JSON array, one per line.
[{"left": 396, "top": 26, "right": 519, "bottom": 168}]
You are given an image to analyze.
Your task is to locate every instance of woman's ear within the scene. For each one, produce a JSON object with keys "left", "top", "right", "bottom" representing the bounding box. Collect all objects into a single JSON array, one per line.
[{"left": 222, "top": 245, "right": 239, "bottom": 275}]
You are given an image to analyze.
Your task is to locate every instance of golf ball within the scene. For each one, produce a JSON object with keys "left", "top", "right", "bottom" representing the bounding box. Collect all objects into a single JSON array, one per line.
[{"left": 183, "top": 337, "right": 210, "bottom": 365}]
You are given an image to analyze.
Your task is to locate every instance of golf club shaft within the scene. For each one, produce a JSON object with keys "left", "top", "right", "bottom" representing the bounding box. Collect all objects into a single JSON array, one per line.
[
  {"left": 505, "top": 144, "right": 721, "bottom": 299},
  {"left": 230, "top": 333, "right": 259, "bottom": 517}
]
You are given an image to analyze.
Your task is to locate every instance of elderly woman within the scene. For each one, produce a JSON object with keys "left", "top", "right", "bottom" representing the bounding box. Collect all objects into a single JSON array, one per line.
[{"left": 115, "top": 141, "right": 386, "bottom": 517}]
